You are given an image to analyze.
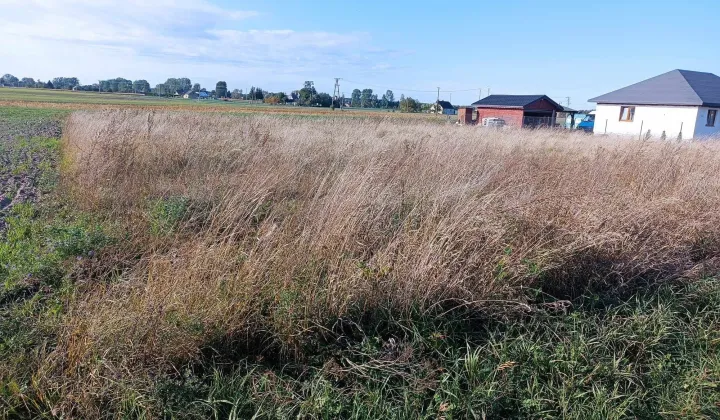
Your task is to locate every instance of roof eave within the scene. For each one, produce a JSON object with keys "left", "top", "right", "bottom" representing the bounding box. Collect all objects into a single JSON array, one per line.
[
  {"left": 472, "top": 105, "right": 525, "bottom": 109},
  {"left": 593, "top": 100, "right": 703, "bottom": 106}
]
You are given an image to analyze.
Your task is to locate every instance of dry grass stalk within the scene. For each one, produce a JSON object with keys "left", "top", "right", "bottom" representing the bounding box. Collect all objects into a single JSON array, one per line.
[{"left": 46, "top": 109, "right": 720, "bottom": 412}]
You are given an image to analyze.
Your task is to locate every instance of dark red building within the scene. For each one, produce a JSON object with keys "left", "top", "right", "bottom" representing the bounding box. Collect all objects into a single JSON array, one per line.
[{"left": 470, "top": 95, "right": 565, "bottom": 128}]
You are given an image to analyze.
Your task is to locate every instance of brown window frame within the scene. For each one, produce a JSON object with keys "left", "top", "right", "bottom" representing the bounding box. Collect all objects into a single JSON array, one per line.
[
  {"left": 707, "top": 109, "right": 717, "bottom": 127},
  {"left": 618, "top": 106, "right": 635, "bottom": 122}
]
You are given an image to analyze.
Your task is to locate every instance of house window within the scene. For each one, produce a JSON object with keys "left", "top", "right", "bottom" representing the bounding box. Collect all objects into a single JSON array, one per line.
[
  {"left": 619, "top": 106, "right": 635, "bottom": 122},
  {"left": 707, "top": 109, "right": 717, "bottom": 127}
]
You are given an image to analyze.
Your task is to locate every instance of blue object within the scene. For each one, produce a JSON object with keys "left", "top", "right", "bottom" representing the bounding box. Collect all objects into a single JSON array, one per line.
[{"left": 577, "top": 113, "right": 595, "bottom": 132}]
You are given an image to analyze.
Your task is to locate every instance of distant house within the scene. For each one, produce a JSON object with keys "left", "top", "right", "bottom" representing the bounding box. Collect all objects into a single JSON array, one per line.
[
  {"left": 430, "top": 100, "right": 456, "bottom": 115},
  {"left": 470, "top": 95, "right": 565, "bottom": 127},
  {"left": 183, "top": 91, "right": 210, "bottom": 100},
  {"left": 589, "top": 69, "right": 720, "bottom": 139}
]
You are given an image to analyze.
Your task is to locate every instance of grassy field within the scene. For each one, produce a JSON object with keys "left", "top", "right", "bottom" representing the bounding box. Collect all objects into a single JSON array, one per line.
[
  {"left": 0, "top": 87, "right": 439, "bottom": 120},
  {"left": 2, "top": 107, "right": 720, "bottom": 418}
]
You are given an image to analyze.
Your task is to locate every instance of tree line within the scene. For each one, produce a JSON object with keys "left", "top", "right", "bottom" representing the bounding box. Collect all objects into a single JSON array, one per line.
[{"left": 1, "top": 73, "right": 427, "bottom": 112}]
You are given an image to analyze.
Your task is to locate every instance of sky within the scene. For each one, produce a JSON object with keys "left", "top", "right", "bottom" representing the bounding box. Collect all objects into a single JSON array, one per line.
[{"left": 1, "top": 0, "right": 718, "bottom": 108}]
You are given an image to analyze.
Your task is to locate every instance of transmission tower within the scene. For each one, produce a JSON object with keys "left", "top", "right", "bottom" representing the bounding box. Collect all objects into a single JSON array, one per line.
[{"left": 333, "top": 78, "right": 342, "bottom": 110}]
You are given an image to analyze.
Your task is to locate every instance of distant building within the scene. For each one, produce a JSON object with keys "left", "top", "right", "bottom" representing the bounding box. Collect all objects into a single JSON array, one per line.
[
  {"left": 589, "top": 69, "right": 720, "bottom": 139},
  {"left": 470, "top": 95, "right": 565, "bottom": 127},
  {"left": 430, "top": 100, "right": 456, "bottom": 115},
  {"left": 183, "top": 91, "right": 210, "bottom": 100},
  {"left": 557, "top": 105, "right": 578, "bottom": 129}
]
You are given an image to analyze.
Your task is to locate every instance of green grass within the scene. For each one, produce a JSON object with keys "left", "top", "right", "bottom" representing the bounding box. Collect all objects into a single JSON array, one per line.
[
  {"left": 149, "top": 280, "right": 720, "bottom": 419},
  {"left": 0, "top": 130, "right": 113, "bottom": 417},
  {"left": 1, "top": 87, "right": 198, "bottom": 106},
  {"left": 0, "top": 87, "right": 398, "bottom": 110},
  {"left": 0, "top": 106, "right": 71, "bottom": 121},
  {"left": 0, "top": 88, "right": 424, "bottom": 117}
]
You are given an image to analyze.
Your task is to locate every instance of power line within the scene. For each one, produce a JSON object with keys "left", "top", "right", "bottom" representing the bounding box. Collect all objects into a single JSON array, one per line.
[{"left": 342, "top": 79, "right": 483, "bottom": 94}]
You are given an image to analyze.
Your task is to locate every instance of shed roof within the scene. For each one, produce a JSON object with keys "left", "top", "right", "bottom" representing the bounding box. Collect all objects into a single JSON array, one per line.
[
  {"left": 589, "top": 70, "right": 720, "bottom": 107},
  {"left": 471, "top": 94, "right": 563, "bottom": 110}
]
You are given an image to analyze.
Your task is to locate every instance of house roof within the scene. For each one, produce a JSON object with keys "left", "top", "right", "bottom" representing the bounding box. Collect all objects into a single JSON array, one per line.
[
  {"left": 197, "top": 91, "right": 209, "bottom": 97},
  {"left": 435, "top": 100, "right": 454, "bottom": 109},
  {"left": 560, "top": 105, "right": 577, "bottom": 113},
  {"left": 470, "top": 95, "right": 563, "bottom": 110},
  {"left": 589, "top": 70, "right": 720, "bottom": 107}
]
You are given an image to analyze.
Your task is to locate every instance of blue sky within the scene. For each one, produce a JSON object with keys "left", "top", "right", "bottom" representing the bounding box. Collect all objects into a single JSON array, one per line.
[{"left": 1, "top": 0, "right": 717, "bottom": 107}]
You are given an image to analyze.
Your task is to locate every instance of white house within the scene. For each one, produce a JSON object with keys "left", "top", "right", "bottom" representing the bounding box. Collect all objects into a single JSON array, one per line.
[
  {"left": 589, "top": 69, "right": 720, "bottom": 140},
  {"left": 183, "top": 91, "right": 210, "bottom": 100},
  {"left": 430, "top": 100, "right": 456, "bottom": 115}
]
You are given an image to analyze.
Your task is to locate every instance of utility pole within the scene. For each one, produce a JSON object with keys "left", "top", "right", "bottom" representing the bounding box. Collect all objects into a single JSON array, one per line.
[
  {"left": 449, "top": 93, "right": 452, "bottom": 103},
  {"left": 566, "top": 97, "right": 571, "bottom": 107},
  {"left": 437, "top": 87, "right": 440, "bottom": 103},
  {"left": 488, "top": 87, "right": 491, "bottom": 96},
  {"left": 478, "top": 88, "right": 482, "bottom": 100},
  {"left": 333, "top": 78, "right": 342, "bottom": 110}
]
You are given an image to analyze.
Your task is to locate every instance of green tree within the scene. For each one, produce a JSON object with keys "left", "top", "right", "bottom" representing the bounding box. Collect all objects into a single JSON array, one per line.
[
  {"left": 299, "top": 81, "right": 317, "bottom": 105},
  {"left": 117, "top": 79, "right": 132, "bottom": 93},
  {"left": 382, "top": 90, "right": 394, "bottom": 108},
  {"left": 178, "top": 78, "right": 192, "bottom": 94},
  {"left": 164, "top": 78, "right": 179, "bottom": 95},
  {"left": 215, "top": 81, "right": 227, "bottom": 98},
  {"left": 154, "top": 83, "right": 168, "bottom": 96},
  {"left": 20, "top": 77, "right": 35, "bottom": 87},
  {"left": 385, "top": 90, "right": 394, "bottom": 104},
  {"left": 399, "top": 96, "right": 421, "bottom": 112},
  {"left": 351, "top": 89, "right": 361, "bottom": 107},
  {"left": 192, "top": 83, "right": 201, "bottom": 93},
  {"left": 360, "top": 89, "right": 373, "bottom": 108},
  {"left": 51, "top": 77, "right": 80, "bottom": 90},
  {"left": 132, "top": 80, "right": 150, "bottom": 94},
  {"left": 314, "top": 92, "right": 332, "bottom": 107},
  {"left": 1, "top": 74, "right": 19, "bottom": 86}
]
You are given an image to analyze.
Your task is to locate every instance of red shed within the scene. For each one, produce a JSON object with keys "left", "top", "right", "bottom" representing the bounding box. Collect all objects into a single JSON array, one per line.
[{"left": 470, "top": 95, "right": 564, "bottom": 128}]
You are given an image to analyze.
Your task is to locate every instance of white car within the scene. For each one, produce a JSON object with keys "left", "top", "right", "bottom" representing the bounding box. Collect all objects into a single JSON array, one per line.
[{"left": 482, "top": 117, "right": 506, "bottom": 127}]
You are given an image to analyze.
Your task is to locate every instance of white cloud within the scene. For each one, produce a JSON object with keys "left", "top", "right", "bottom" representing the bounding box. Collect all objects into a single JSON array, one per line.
[{"left": 0, "top": 0, "right": 391, "bottom": 91}]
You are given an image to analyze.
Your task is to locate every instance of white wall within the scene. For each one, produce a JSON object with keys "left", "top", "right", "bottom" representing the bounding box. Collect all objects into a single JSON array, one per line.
[
  {"left": 594, "top": 104, "right": 698, "bottom": 139},
  {"left": 693, "top": 107, "right": 720, "bottom": 138}
]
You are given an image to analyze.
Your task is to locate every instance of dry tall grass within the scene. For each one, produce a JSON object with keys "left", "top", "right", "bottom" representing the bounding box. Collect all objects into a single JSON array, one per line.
[{"left": 48, "top": 110, "right": 720, "bottom": 413}]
